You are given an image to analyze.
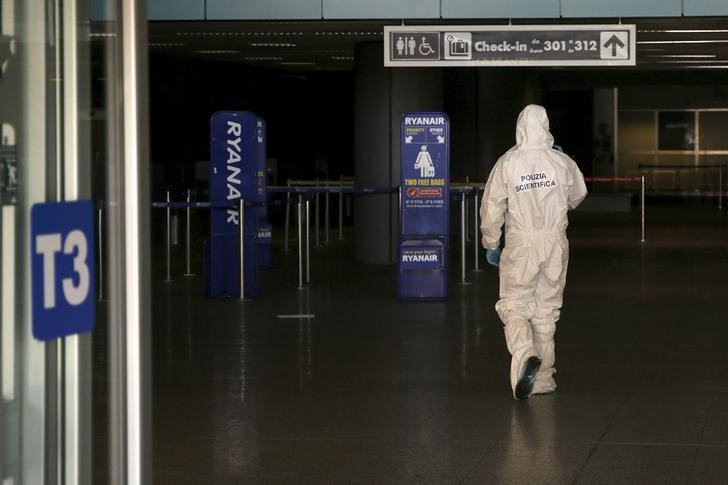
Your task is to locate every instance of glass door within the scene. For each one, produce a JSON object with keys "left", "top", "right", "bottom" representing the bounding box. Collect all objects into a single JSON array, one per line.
[
  {"left": 1, "top": 0, "right": 151, "bottom": 483},
  {"left": 2, "top": 0, "right": 94, "bottom": 482}
]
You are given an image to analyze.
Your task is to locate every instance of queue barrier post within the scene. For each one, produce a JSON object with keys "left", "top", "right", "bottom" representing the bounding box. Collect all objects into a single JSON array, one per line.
[
  {"left": 284, "top": 180, "right": 291, "bottom": 252},
  {"left": 459, "top": 192, "right": 470, "bottom": 285},
  {"left": 297, "top": 194, "right": 304, "bottom": 290},
  {"left": 306, "top": 198, "right": 311, "bottom": 283},
  {"left": 165, "top": 190, "right": 172, "bottom": 282},
  {"left": 473, "top": 188, "right": 482, "bottom": 272},
  {"left": 239, "top": 198, "right": 245, "bottom": 300},
  {"left": 98, "top": 206, "right": 104, "bottom": 301},
  {"left": 314, "top": 181, "right": 320, "bottom": 248},
  {"left": 398, "top": 186, "right": 402, "bottom": 222},
  {"left": 325, "top": 190, "right": 330, "bottom": 244},
  {"left": 641, "top": 175, "right": 646, "bottom": 243},
  {"left": 719, "top": 165, "right": 723, "bottom": 211},
  {"left": 338, "top": 182, "right": 344, "bottom": 240},
  {"left": 184, "top": 189, "right": 194, "bottom": 276}
]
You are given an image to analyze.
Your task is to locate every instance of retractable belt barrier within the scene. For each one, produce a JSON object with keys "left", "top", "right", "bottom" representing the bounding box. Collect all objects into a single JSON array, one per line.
[
  {"left": 277, "top": 179, "right": 353, "bottom": 247},
  {"left": 275, "top": 185, "right": 483, "bottom": 289},
  {"left": 268, "top": 187, "right": 392, "bottom": 193},
  {"left": 286, "top": 179, "right": 354, "bottom": 187},
  {"left": 145, "top": 184, "right": 487, "bottom": 294},
  {"left": 638, "top": 164, "right": 724, "bottom": 211},
  {"left": 141, "top": 175, "right": 645, "bottom": 301},
  {"left": 449, "top": 186, "right": 482, "bottom": 279},
  {"left": 149, "top": 186, "right": 395, "bottom": 291},
  {"left": 150, "top": 191, "right": 262, "bottom": 287},
  {"left": 271, "top": 186, "right": 395, "bottom": 289},
  {"left": 270, "top": 185, "right": 396, "bottom": 256},
  {"left": 585, "top": 177, "right": 642, "bottom": 183}
]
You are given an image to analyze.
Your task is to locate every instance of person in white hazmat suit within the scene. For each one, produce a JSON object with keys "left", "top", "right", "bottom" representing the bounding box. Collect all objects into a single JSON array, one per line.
[{"left": 480, "top": 104, "right": 587, "bottom": 400}]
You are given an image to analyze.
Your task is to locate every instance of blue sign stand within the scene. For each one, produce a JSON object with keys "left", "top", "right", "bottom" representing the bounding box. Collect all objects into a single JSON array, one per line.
[
  {"left": 397, "top": 112, "right": 450, "bottom": 300},
  {"left": 31, "top": 200, "right": 95, "bottom": 340},
  {"left": 256, "top": 117, "right": 273, "bottom": 269},
  {"left": 206, "top": 111, "right": 260, "bottom": 298}
]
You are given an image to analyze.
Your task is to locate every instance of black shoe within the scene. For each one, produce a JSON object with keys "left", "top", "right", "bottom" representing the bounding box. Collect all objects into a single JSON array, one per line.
[{"left": 515, "top": 356, "right": 542, "bottom": 400}]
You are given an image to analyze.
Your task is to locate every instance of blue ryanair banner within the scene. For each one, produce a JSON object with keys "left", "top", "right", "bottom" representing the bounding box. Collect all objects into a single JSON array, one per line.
[
  {"left": 208, "top": 111, "right": 260, "bottom": 297},
  {"left": 210, "top": 111, "right": 259, "bottom": 235},
  {"left": 400, "top": 112, "right": 450, "bottom": 237},
  {"left": 398, "top": 112, "right": 450, "bottom": 300}
]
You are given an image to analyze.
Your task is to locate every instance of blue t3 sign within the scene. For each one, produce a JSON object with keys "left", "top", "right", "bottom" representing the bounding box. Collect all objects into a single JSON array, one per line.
[
  {"left": 31, "top": 200, "right": 95, "bottom": 341},
  {"left": 401, "top": 113, "right": 450, "bottom": 237}
]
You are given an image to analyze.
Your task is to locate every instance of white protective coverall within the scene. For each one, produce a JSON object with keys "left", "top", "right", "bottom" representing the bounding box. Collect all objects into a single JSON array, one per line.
[{"left": 480, "top": 104, "right": 587, "bottom": 397}]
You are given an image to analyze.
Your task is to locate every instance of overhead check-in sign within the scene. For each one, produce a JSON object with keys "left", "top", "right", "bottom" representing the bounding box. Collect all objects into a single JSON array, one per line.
[{"left": 384, "top": 25, "right": 636, "bottom": 67}]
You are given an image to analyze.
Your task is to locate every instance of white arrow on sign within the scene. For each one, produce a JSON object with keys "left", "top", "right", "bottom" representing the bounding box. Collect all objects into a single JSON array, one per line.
[{"left": 600, "top": 31, "right": 629, "bottom": 60}]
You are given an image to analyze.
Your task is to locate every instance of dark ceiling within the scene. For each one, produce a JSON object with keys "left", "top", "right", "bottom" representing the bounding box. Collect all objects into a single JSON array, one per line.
[{"left": 138, "top": 17, "right": 728, "bottom": 71}]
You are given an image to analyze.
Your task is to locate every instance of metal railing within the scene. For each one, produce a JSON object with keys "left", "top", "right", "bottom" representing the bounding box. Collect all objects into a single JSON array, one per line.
[
  {"left": 638, "top": 164, "right": 724, "bottom": 210},
  {"left": 145, "top": 175, "right": 648, "bottom": 295},
  {"left": 148, "top": 186, "right": 390, "bottom": 291}
]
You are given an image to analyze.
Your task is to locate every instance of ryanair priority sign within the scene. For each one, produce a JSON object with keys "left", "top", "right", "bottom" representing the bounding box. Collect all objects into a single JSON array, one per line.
[{"left": 384, "top": 25, "right": 636, "bottom": 67}]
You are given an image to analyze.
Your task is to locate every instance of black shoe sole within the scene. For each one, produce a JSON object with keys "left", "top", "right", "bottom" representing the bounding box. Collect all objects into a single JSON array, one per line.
[{"left": 515, "top": 356, "right": 542, "bottom": 400}]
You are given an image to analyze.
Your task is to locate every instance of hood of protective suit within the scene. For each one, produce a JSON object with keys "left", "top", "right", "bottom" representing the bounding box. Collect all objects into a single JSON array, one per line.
[{"left": 515, "top": 104, "right": 554, "bottom": 148}]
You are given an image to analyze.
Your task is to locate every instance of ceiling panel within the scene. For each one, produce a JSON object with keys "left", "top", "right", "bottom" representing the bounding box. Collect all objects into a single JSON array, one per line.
[{"left": 129, "top": 18, "right": 728, "bottom": 71}]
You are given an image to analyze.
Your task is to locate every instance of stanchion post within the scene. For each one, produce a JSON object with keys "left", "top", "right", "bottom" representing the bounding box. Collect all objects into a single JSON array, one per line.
[
  {"left": 306, "top": 198, "right": 311, "bottom": 284},
  {"left": 297, "top": 194, "right": 304, "bottom": 289},
  {"left": 338, "top": 182, "right": 344, "bottom": 240},
  {"left": 239, "top": 198, "right": 245, "bottom": 300},
  {"left": 165, "top": 190, "right": 172, "bottom": 282},
  {"left": 284, "top": 181, "right": 291, "bottom": 252},
  {"left": 98, "top": 206, "right": 103, "bottom": 300},
  {"left": 315, "top": 183, "right": 320, "bottom": 248},
  {"left": 718, "top": 164, "right": 723, "bottom": 209},
  {"left": 184, "top": 189, "right": 194, "bottom": 276},
  {"left": 325, "top": 190, "right": 330, "bottom": 244},
  {"left": 398, "top": 186, "right": 402, "bottom": 225},
  {"left": 641, "top": 175, "right": 646, "bottom": 243},
  {"left": 460, "top": 192, "right": 466, "bottom": 283},
  {"left": 473, "top": 188, "right": 482, "bottom": 272}
]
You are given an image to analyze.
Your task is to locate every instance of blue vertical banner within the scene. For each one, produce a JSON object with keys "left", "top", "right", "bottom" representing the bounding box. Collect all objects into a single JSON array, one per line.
[
  {"left": 31, "top": 200, "right": 95, "bottom": 340},
  {"left": 210, "top": 111, "right": 259, "bottom": 235},
  {"left": 208, "top": 111, "right": 260, "bottom": 297},
  {"left": 400, "top": 113, "right": 450, "bottom": 237},
  {"left": 398, "top": 112, "right": 450, "bottom": 300}
]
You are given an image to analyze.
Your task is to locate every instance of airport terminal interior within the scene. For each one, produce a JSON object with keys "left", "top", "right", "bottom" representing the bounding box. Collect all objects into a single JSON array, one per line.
[
  {"left": 141, "top": 209, "right": 728, "bottom": 484},
  {"left": 4, "top": 1, "right": 728, "bottom": 483}
]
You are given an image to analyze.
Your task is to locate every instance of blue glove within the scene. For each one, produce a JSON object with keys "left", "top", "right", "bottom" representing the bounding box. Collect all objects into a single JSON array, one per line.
[{"left": 486, "top": 248, "right": 501, "bottom": 268}]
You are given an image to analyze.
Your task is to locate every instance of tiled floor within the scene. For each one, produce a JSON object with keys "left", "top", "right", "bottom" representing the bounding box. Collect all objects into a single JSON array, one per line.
[{"left": 98, "top": 207, "right": 728, "bottom": 483}]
